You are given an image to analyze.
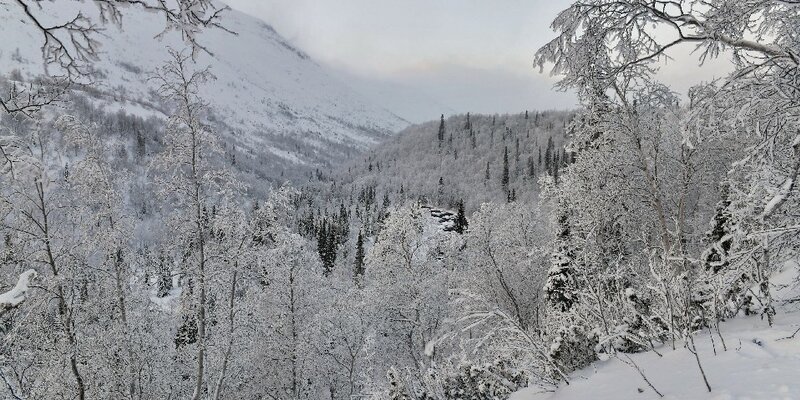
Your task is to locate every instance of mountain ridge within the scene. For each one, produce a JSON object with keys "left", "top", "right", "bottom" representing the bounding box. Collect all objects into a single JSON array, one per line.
[{"left": 0, "top": 0, "right": 409, "bottom": 179}]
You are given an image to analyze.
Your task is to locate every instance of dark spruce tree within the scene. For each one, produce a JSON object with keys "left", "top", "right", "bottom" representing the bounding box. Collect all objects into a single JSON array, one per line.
[
  {"left": 501, "top": 146, "right": 510, "bottom": 194},
  {"left": 704, "top": 182, "right": 733, "bottom": 273},
  {"left": 156, "top": 250, "right": 172, "bottom": 298},
  {"left": 507, "top": 189, "right": 517, "bottom": 203},
  {"left": 470, "top": 128, "right": 477, "bottom": 149},
  {"left": 317, "top": 218, "right": 337, "bottom": 276},
  {"left": 454, "top": 200, "right": 468, "bottom": 234},
  {"left": 553, "top": 159, "right": 560, "bottom": 185},
  {"left": 544, "top": 136, "right": 555, "bottom": 175},
  {"left": 545, "top": 206, "right": 576, "bottom": 312},
  {"left": 354, "top": 230, "right": 366, "bottom": 282},
  {"left": 528, "top": 155, "right": 536, "bottom": 179},
  {"left": 438, "top": 114, "right": 445, "bottom": 148}
]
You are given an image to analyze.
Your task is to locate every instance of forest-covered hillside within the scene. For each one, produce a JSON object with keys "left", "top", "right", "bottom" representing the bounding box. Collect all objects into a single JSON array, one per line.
[
  {"left": 300, "top": 111, "right": 572, "bottom": 214},
  {"left": 336, "top": 111, "right": 573, "bottom": 212},
  {"left": 287, "top": 111, "right": 573, "bottom": 281}
]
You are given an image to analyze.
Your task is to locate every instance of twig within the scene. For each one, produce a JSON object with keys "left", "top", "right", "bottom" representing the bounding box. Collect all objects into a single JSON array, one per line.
[
  {"left": 617, "top": 353, "right": 664, "bottom": 398},
  {"left": 777, "top": 326, "right": 800, "bottom": 341},
  {"left": 687, "top": 335, "right": 712, "bottom": 392}
]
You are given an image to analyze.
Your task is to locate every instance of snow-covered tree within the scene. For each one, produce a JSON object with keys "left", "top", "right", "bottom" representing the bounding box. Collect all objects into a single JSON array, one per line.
[
  {"left": 364, "top": 204, "right": 452, "bottom": 381},
  {"left": 531, "top": 0, "right": 800, "bottom": 381},
  {"left": 149, "top": 48, "right": 245, "bottom": 399}
]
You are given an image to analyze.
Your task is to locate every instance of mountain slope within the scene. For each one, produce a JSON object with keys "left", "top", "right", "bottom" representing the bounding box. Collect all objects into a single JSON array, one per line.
[{"left": 0, "top": 1, "right": 408, "bottom": 178}]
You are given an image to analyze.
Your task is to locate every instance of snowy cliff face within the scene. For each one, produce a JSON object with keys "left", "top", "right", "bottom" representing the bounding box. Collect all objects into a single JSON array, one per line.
[{"left": 0, "top": 1, "right": 408, "bottom": 176}]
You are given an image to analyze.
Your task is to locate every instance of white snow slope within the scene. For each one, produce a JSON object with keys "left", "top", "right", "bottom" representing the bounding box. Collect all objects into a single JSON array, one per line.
[
  {"left": 0, "top": 1, "right": 408, "bottom": 174},
  {"left": 513, "top": 263, "right": 800, "bottom": 400}
]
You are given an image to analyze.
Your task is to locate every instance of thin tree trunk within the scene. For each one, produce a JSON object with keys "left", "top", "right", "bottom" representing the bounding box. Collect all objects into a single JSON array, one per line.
[
  {"left": 191, "top": 119, "right": 207, "bottom": 400},
  {"left": 759, "top": 237, "right": 774, "bottom": 327},
  {"left": 191, "top": 220, "right": 207, "bottom": 400},
  {"left": 212, "top": 271, "right": 237, "bottom": 400},
  {"left": 486, "top": 244, "right": 526, "bottom": 330},
  {"left": 113, "top": 248, "right": 138, "bottom": 399},
  {"left": 36, "top": 179, "right": 86, "bottom": 400},
  {"left": 618, "top": 353, "right": 663, "bottom": 398},
  {"left": 290, "top": 267, "right": 298, "bottom": 399},
  {"left": 687, "top": 335, "right": 712, "bottom": 392}
]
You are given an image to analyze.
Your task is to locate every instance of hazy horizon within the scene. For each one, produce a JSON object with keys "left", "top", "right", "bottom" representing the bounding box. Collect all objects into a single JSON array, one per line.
[{"left": 223, "top": 0, "right": 578, "bottom": 121}]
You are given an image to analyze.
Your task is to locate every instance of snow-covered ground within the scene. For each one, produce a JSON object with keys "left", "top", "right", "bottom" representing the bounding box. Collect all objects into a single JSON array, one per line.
[{"left": 513, "top": 263, "right": 800, "bottom": 400}]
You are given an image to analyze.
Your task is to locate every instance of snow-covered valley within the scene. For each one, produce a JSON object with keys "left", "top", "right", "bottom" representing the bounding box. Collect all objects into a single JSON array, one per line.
[{"left": 1, "top": 1, "right": 799, "bottom": 399}]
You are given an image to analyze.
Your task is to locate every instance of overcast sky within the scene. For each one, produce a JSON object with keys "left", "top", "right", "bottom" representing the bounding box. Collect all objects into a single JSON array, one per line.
[{"left": 223, "top": 0, "right": 731, "bottom": 122}]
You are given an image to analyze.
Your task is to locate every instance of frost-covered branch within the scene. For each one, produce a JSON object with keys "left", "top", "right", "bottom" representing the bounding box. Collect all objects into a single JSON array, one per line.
[
  {"left": 1, "top": 0, "right": 233, "bottom": 116},
  {"left": 762, "top": 134, "right": 800, "bottom": 217},
  {"left": 0, "top": 269, "right": 37, "bottom": 313}
]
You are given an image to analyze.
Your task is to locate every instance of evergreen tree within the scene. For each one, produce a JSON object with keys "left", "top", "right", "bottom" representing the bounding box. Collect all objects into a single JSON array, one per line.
[
  {"left": 454, "top": 200, "right": 468, "bottom": 234},
  {"left": 508, "top": 189, "right": 516, "bottom": 203},
  {"left": 501, "top": 146, "right": 510, "bottom": 194},
  {"left": 317, "top": 219, "right": 337, "bottom": 276},
  {"left": 470, "top": 128, "right": 476, "bottom": 149},
  {"left": 382, "top": 192, "right": 391, "bottom": 208},
  {"left": 553, "top": 159, "right": 560, "bottom": 184},
  {"left": 135, "top": 130, "right": 146, "bottom": 159},
  {"left": 438, "top": 114, "right": 445, "bottom": 147},
  {"left": 354, "top": 230, "right": 366, "bottom": 281},
  {"left": 156, "top": 250, "right": 172, "bottom": 298},
  {"left": 464, "top": 112, "right": 471, "bottom": 130},
  {"left": 528, "top": 155, "right": 536, "bottom": 178},
  {"left": 317, "top": 219, "right": 328, "bottom": 267},
  {"left": 437, "top": 177, "right": 445, "bottom": 204},
  {"left": 545, "top": 208, "right": 576, "bottom": 312},
  {"left": 704, "top": 183, "right": 733, "bottom": 273}
]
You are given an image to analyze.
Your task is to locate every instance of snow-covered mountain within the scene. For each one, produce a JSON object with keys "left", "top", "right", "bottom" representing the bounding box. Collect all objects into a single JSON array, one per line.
[{"left": 0, "top": 1, "right": 409, "bottom": 177}]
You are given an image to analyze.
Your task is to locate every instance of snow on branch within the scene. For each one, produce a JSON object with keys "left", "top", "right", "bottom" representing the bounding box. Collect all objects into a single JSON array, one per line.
[
  {"left": 762, "top": 133, "right": 800, "bottom": 218},
  {"left": 0, "top": 269, "right": 38, "bottom": 310},
  {"left": 1, "top": 0, "right": 234, "bottom": 116}
]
